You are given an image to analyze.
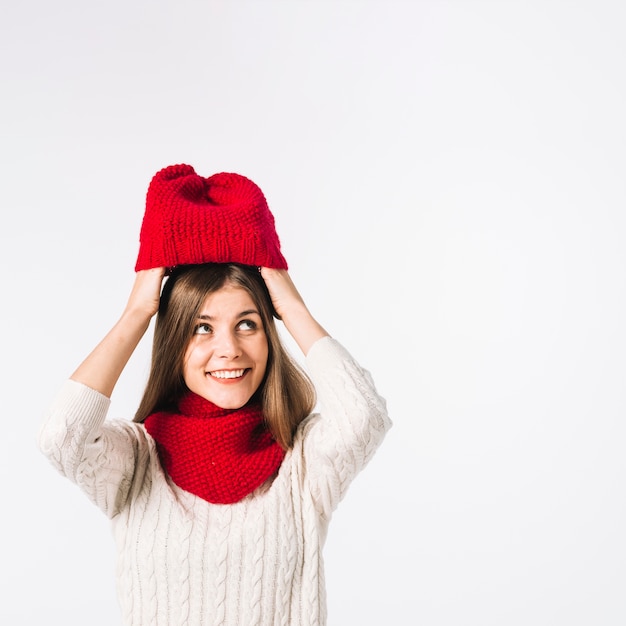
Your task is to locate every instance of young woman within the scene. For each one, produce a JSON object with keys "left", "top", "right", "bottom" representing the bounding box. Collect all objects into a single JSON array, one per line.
[{"left": 38, "top": 165, "right": 391, "bottom": 626}]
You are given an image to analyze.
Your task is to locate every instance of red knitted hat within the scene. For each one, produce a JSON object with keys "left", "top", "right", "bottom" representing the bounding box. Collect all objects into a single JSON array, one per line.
[{"left": 135, "top": 163, "right": 288, "bottom": 272}]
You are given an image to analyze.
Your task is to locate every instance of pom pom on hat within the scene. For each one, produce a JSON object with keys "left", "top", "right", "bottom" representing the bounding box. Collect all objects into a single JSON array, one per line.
[{"left": 135, "top": 164, "right": 288, "bottom": 272}]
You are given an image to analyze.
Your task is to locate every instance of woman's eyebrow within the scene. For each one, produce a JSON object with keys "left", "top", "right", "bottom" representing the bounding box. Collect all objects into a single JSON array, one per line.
[{"left": 197, "top": 309, "right": 259, "bottom": 320}]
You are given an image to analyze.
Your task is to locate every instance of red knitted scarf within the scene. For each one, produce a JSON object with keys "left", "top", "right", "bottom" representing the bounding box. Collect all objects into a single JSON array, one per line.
[{"left": 143, "top": 393, "right": 285, "bottom": 504}]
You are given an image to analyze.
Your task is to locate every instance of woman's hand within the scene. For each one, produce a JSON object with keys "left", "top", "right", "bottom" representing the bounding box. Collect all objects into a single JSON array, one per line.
[
  {"left": 125, "top": 267, "right": 166, "bottom": 320},
  {"left": 260, "top": 267, "right": 329, "bottom": 355},
  {"left": 70, "top": 267, "right": 166, "bottom": 397},
  {"left": 259, "top": 267, "right": 305, "bottom": 320}
]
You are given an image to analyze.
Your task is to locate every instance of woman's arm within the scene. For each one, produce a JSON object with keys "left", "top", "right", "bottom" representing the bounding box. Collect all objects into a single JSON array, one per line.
[
  {"left": 260, "top": 269, "right": 391, "bottom": 517},
  {"left": 259, "top": 267, "right": 329, "bottom": 356},
  {"left": 71, "top": 267, "right": 165, "bottom": 397},
  {"left": 304, "top": 337, "right": 392, "bottom": 515},
  {"left": 38, "top": 268, "right": 165, "bottom": 517}
]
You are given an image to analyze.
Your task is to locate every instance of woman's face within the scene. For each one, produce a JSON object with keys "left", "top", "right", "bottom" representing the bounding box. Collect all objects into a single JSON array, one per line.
[{"left": 182, "top": 282, "right": 269, "bottom": 409}]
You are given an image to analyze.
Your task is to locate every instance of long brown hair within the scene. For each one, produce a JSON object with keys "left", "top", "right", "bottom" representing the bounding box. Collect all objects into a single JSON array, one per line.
[{"left": 133, "top": 263, "right": 316, "bottom": 449}]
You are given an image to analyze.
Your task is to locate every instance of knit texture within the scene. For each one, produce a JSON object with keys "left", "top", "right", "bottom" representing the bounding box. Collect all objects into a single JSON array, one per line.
[
  {"left": 143, "top": 393, "right": 285, "bottom": 504},
  {"left": 135, "top": 164, "right": 288, "bottom": 272},
  {"left": 38, "top": 337, "right": 392, "bottom": 626}
]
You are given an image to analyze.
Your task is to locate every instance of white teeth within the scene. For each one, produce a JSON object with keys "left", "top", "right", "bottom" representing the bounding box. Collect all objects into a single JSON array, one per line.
[{"left": 210, "top": 369, "right": 245, "bottom": 379}]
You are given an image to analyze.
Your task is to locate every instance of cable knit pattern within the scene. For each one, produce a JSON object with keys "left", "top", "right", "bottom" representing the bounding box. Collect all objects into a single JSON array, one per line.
[{"left": 38, "top": 337, "right": 391, "bottom": 626}]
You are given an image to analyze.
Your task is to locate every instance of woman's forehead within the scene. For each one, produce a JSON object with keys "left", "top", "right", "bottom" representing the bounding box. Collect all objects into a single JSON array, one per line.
[{"left": 198, "top": 284, "right": 258, "bottom": 318}]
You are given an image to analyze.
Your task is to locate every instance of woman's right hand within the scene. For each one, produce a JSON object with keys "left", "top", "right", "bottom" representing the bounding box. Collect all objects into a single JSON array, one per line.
[
  {"left": 70, "top": 267, "right": 166, "bottom": 397},
  {"left": 124, "top": 267, "right": 166, "bottom": 320}
]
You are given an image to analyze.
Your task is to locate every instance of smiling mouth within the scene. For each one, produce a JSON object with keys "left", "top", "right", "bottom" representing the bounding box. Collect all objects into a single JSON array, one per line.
[{"left": 208, "top": 369, "right": 247, "bottom": 380}]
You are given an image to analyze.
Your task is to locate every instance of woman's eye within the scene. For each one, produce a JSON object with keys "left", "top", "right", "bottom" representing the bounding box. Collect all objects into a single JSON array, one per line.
[
  {"left": 238, "top": 319, "right": 257, "bottom": 331},
  {"left": 194, "top": 323, "right": 212, "bottom": 335}
]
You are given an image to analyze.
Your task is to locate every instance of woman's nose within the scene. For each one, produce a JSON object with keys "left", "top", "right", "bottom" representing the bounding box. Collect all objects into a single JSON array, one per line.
[{"left": 214, "top": 331, "right": 241, "bottom": 358}]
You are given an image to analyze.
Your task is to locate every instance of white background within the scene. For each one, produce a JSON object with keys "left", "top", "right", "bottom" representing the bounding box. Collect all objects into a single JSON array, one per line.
[{"left": 2, "top": 1, "right": 626, "bottom": 624}]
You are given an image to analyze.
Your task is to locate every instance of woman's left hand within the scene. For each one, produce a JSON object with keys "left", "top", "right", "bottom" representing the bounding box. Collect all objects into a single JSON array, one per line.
[
  {"left": 259, "top": 267, "right": 329, "bottom": 355},
  {"left": 259, "top": 268, "right": 305, "bottom": 320}
]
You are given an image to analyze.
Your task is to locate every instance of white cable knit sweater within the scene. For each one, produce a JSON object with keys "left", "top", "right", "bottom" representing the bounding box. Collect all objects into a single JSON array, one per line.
[{"left": 38, "top": 337, "right": 391, "bottom": 626}]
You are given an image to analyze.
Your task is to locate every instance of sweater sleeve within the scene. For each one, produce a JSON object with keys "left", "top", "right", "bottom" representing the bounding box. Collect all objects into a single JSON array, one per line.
[
  {"left": 300, "top": 336, "right": 392, "bottom": 519},
  {"left": 37, "top": 379, "right": 150, "bottom": 519}
]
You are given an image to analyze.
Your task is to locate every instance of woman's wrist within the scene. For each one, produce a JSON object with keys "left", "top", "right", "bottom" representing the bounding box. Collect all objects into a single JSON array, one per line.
[{"left": 280, "top": 306, "right": 329, "bottom": 356}]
